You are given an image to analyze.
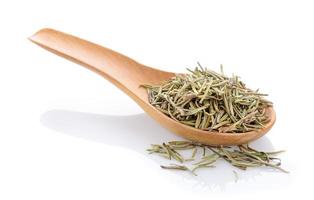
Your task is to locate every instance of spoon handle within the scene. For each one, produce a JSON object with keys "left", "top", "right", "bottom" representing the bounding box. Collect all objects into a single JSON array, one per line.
[{"left": 29, "top": 28, "right": 145, "bottom": 91}]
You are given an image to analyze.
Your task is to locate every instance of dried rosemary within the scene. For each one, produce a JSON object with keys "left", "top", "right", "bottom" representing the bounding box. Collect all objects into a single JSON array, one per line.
[
  {"left": 147, "top": 141, "right": 288, "bottom": 175},
  {"left": 141, "top": 64, "right": 272, "bottom": 133}
]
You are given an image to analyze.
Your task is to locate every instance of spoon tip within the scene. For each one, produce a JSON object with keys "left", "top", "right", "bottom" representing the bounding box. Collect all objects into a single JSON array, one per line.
[{"left": 28, "top": 28, "right": 54, "bottom": 43}]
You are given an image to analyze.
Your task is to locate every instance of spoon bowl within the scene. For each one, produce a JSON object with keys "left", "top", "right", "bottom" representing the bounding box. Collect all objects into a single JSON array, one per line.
[{"left": 29, "top": 28, "right": 276, "bottom": 145}]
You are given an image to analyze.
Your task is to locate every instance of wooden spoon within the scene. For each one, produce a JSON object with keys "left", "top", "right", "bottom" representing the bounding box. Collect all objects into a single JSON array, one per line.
[{"left": 29, "top": 28, "right": 276, "bottom": 145}]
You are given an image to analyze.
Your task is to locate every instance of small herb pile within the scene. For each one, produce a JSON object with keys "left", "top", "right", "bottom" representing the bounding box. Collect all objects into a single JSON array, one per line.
[
  {"left": 147, "top": 141, "right": 287, "bottom": 175},
  {"left": 142, "top": 64, "right": 272, "bottom": 133}
]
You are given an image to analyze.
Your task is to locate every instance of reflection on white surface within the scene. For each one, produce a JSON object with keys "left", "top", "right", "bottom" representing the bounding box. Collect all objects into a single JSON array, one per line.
[{"left": 40, "top": 110, "right": 290, "bottom": 192}]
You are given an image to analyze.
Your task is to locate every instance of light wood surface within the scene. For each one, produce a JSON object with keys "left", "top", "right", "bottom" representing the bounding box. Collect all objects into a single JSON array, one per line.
[{"left": 29, "top": 28, "right": 276, "bottom": 145}]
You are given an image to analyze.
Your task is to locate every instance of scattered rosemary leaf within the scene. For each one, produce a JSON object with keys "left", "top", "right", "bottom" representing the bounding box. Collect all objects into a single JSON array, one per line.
[{"left": 148, "top": 141, "right": 288, "bottom": 177}]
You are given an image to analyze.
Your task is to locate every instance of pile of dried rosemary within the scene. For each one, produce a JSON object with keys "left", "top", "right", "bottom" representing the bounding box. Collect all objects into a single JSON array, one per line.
[
  {"left": 141, "top": 64, "right": 272, "bottom": 133},
  {"left": 147, "top": 141, "right": 287, "bottom": 175}
]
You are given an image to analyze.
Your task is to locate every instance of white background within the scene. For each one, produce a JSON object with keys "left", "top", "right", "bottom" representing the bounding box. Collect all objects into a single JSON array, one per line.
[{"left": 0, "top": 0, "right": 313, "bottom": 199}]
